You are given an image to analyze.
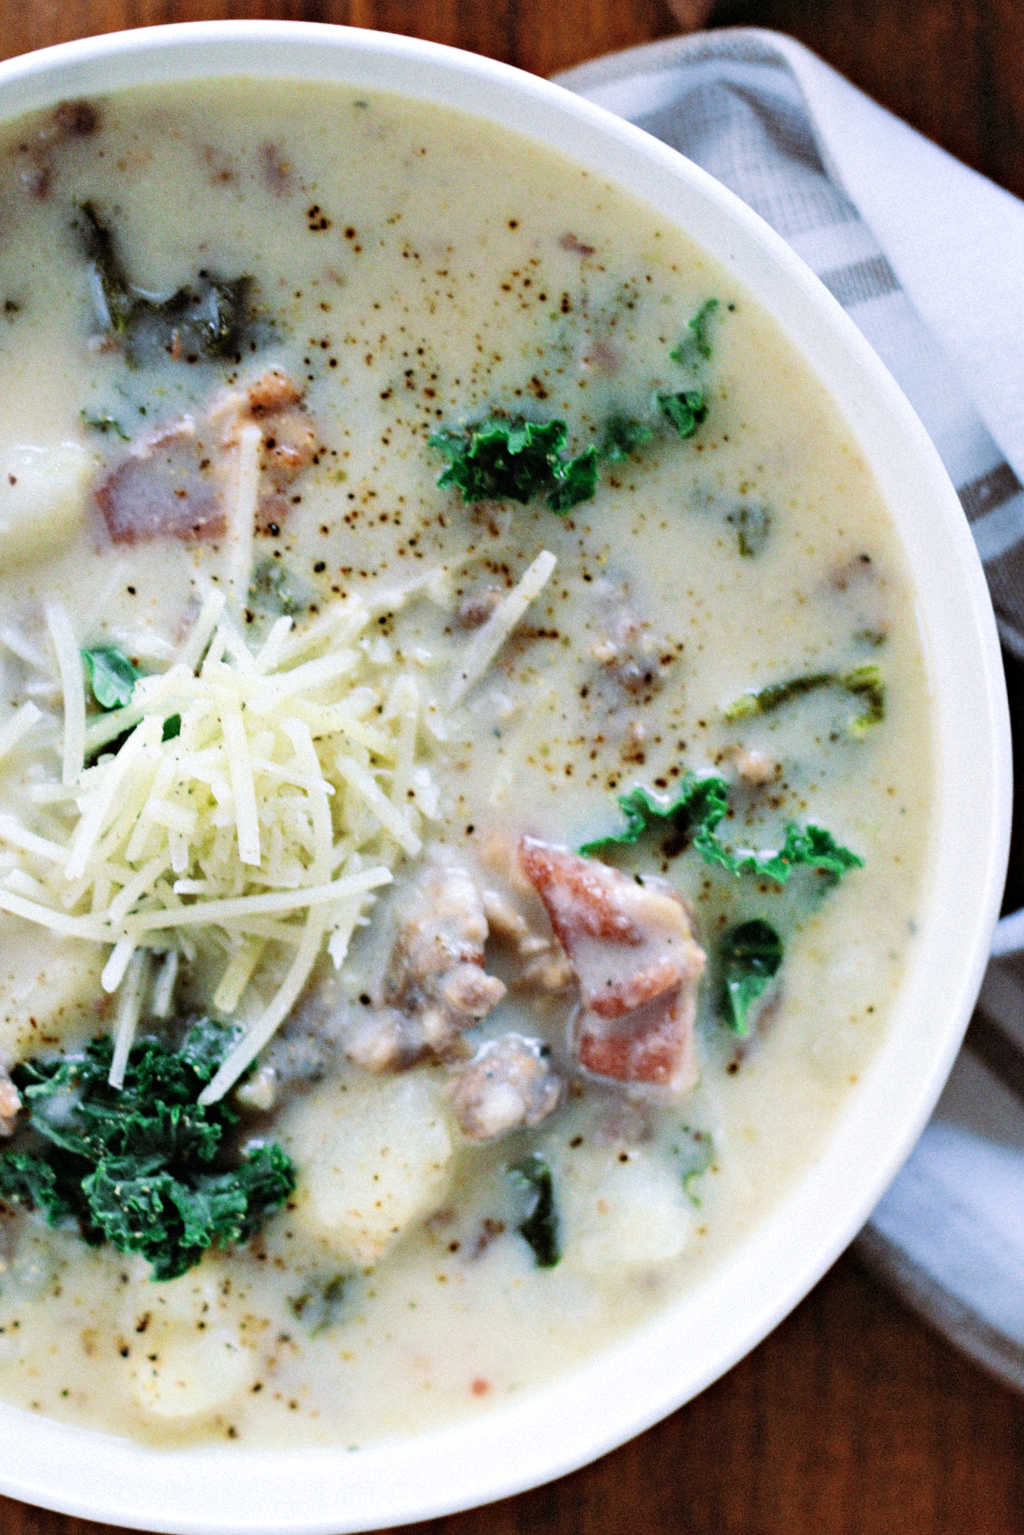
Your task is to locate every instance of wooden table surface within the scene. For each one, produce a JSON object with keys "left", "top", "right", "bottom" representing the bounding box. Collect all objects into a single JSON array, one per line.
[{"left": 0, "top": 2, "right": 1021, "bottom": 1532}]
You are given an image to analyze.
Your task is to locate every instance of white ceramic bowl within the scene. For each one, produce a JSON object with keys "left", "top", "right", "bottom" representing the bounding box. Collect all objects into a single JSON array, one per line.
[{"left": 0, "top": 21, "right": 1011, "bottom": 1534}]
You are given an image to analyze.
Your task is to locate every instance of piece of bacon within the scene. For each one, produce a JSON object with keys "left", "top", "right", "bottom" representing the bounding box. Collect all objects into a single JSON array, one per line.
[
  {"left": 95, "top": 420, "right": 225, "bottom": 544},
  {"left": 519, "top": 837, "right": 705, "bottom": 1092},
  {"left": 95, "top": 368, "right": 318, "bottom": 546}
]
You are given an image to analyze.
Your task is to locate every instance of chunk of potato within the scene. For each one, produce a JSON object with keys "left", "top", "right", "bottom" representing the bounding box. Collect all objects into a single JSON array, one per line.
[
  {"left": 122, "top": 1269, "right": 255, "bottom": 1423},
  {"left": 0, "top": 922, "right": 106, "bottom": 1063},
  {"left": 285, "top": 1070, "right": 454, "bottom": 1266},
  {"left": 0, "top": 441, "right": 95, "bottom": 564},
  {"left": 556, "top": 1143, "right": 694, "bottom": 1272}
]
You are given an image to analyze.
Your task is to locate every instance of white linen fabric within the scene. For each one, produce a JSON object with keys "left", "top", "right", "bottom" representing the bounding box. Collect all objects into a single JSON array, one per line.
[{"left": 557, "top": 28, "right": 1024, "bottom": 1391}]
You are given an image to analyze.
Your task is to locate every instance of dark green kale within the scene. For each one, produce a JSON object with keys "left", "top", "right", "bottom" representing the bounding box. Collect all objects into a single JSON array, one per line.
[
  {"left": 669, "top": 297, "right": 721, "bottom": 369},
  {"left": 80, "top": 409, "right": 130, "bottom": 441},
  {"left": 655, "top": 388, "right": 708, "bottom": 441},
  {"left": 656, "top": 299, "right": 719, "bottom": 438},
  {"left": 0, "top": 1023, "right": 295, "bottom": 1281},
  {"left": 720, "top": 920, "right": 784, "bottom": 1035},
  {"left": 74, "top": 202, "right": 256, "bottom": 368},
  {"left": 429, "top": 300, "right": 724, "bottom": 507},
  {"left": 598, "top": 414, "right": 654, "bottom": 463},
  {"left": 428, "top": 415, "right": 598, "bottom": 513},
  {"left": 692, "top": 818, "right": 864, "bottom": 885},
  {"left": 672, "top": 1127, "right": 716, "bottom": 1205},
  {"left": 546, "top": 444, "right": 600, "bottom": 513},
  {"left": 0, "top": 1152, "right": 83, "bottom": 1227},
  {"left": 429, "top": 294, "right": 728, "bottom": 510},
  {"left": 508, "top": 1152, "right": 561, "bottom": 1268},
  {"left": 725, "top": 672, "right": 834, "bottom": 718},
  {"left": 725, "top": 664, "right": 886, "bottom": 738},
  {"left": 727, "top": 502, "right": 772, "bottom": 557},
  {"left": 74, "top": 201, "right": 134, "bottom": 331},
  {"left": 288, "top": 1273, "right": 351, "bottom": 1334},
  {"left": 580, "top": 772, "right": 862, "bottom": 886},
  {"left": 579, "top": 772, "right": 729, "bottom": 859},
  {"left": 81, "top": 644, "right": 141, "bottom": 711},
  {"left": 842, "top": 664, "right": 886, "bottom": 738},
  {"left": 247, "top": 557, "right": 311, "bottom": 619}
]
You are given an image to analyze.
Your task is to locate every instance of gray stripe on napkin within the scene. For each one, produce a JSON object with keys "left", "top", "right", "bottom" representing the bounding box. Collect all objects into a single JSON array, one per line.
[
  {"left": 959, "top": 461, "right": 1023, "bottom": 523},
  {"left": 820, "top": 254, "right": 900, "bottom": 307},
  {"left": 965, "top": 1018, "right": 1024, "bottom": 1110}
]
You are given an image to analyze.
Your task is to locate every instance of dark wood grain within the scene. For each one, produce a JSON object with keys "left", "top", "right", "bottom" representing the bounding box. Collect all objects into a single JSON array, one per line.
[{"left": 0, "top": 4, "right": 1021, "bottom": 1534}]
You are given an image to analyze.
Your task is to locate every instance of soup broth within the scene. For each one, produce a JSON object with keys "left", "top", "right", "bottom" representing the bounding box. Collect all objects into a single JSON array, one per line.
[{"left": 0, "top": 78, "right": 932, "bottom": 1446}]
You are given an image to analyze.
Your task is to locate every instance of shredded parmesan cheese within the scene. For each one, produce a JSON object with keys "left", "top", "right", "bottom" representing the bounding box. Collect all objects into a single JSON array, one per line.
[
  {"left": 44, "top": 599, "right": 86, "bottom": 786},
  {"left": 225, "top": 422, "right": 262, "bottom": 621},
  {"left": 0, "top": 701, "right": 42, "bottom": 764},
  {"left": 448, "top": 549, "right": 557, "bottom": 704},
  {"left": 108, "top": 949, "right": 150, "bottom": 1089},
  {"left": 0, "top": 588, "right": 443, "bottom": 1100},
  {"left": 0, "top": 544, "right": 553, "bottom": 1102}
]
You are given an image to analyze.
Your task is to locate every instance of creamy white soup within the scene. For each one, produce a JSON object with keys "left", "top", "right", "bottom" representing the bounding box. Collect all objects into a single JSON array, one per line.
[{"left": 0, "top": 78, "right": 932, "bottom": 1446}]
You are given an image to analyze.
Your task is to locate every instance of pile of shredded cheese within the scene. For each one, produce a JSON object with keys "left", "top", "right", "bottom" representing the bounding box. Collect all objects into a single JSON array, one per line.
[
  {"left": 0, "top": 548, "right": 557, "bottom": 1105},
  {"left": 0, "top": 585, "right": 440, "bottom": 1102}
]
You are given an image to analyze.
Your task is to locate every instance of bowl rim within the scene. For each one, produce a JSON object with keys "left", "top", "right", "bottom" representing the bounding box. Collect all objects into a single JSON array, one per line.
[{"left": 0, "top": 19, "right": 1011, "bottom": 1534}]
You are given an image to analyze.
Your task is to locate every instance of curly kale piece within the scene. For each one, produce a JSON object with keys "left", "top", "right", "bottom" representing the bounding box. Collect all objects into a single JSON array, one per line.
[
  {"left": 580, "top": 772, "right": 862, "bottom": 886},
  {"left": 429, "top": 415, "right": 598, "bottom": 513},
  {"left": 429, "top": 299, "right": 724, "bottom": 507},
  {"left": 598, "top": 414, "right": 655, "bottom": 463},
  {"left": 727, "top": 502, "right": 773, "bottom": 558},
  {"left": 720, "top": 920, "right": 784, "bottom": 1035},
  {"left": 579, "top": 772, "right": 729, "bottom": 859},
  {"left": 725, "top": 664, "right": 886, "bottom": 739},
  {"left": 0, "top": 1023, "right": 295, "bottom": 1281},
  {"left": 656, "top": 298, "right": 718, "bottom": 438},
  {"left": 656, "top": 387, "right": 708, "bottom": 440},
  {"left": 508, "top": 1152, "right": 561, "bottom": 1268},
  {"left": 74, "top": 202, "right": 256, "bottom": 367},
  {"left": 669, "top": 297, "right": 721, "bottom": 369}
]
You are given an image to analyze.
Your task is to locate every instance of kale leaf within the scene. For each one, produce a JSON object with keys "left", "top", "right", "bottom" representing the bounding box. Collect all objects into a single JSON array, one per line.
[
  {"left": 669, "top": 297, "right": 721, "bottom": 369},
  {"left": 672, "top": 1127, "right": 716, "bottom": 1206},
  {"left": 725, "top": 664, "right": 886, "bottom": 738},
  {"left": 842, "top": 664, "right": 886, "bottom": 739},
  {"left": 727, "top": 502, "right": 772, "bottom": 558},
  {"left": 580, "top": 772, "right": 862, "bottom": 885},
  {"left": 598, "top": 414, "right": 654, "bottom": 463},
  {"left": 428, "top": 415, "right": 598, "bottom": 513},
  {"left": 80, "top": 409, "right": 130, "bottom": 441},
  {"left": 508, "top": 1152, "right": 561, "bottom": 1268},
  {"left": 579, "top": 772, "right": 729, "bottom": 858},
  {"left": 0, "top": 1023, "right": 295, "bottom": 1281},
  {"left": 74, "top": 202, "right": 256, "bottom": 368},
  {"left": 720, "top": 919, "right": 784, "bottom": 1035},
  {"left": 656, "top": 388, "right": 708, "bottom": 440},
  {"left": 718, "top": 823, "right": 864, "bottom": 884},
  {"left": 81, "top": 644, "right": 140, "bottom": 711},
  {"left": 288, "top": 1273, "right": 351, "bottom": 1335},
  {"left": 658, "top": 299, "right": 718, "bottom": 437},
  {"left": 429, "top": 300, "right": 724, "bottom": 508}
]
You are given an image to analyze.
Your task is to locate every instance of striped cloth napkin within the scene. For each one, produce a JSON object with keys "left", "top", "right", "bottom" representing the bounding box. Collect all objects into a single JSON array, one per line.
[{"left": 557, "top": 28, "right": 1024, "bottom": 1391}]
